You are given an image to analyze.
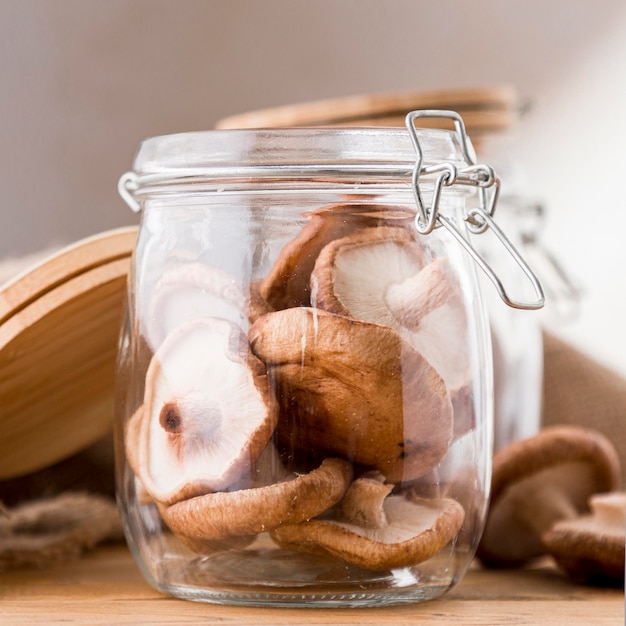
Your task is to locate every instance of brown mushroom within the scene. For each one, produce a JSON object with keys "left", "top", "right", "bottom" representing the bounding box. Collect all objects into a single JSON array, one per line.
[
  {"left": 477, "top": 426, "right": 622, "bottom": 568},
  {"left": 159, "top": 457, "right": 353, "bottom": 549},
  {"left": 259, "top": 205, "right": 413, "bottom": 311},
  {"left": 542, "top": 491, "right": 625, "bottom": 585},
  {"left": 249, "top": 307, "right": 453, "bottom": 483},
  {"left": 270, "top": 472, "right": 465, "bottom": 571},
  {"left": 126, "top": 317, "right": 277, "bottom": 505},
  {"left": 310, "top": 227, "right": 468, "bottom": 389},
  {"left": 145, "top": 263, "right": 249, "bottom": 350}
]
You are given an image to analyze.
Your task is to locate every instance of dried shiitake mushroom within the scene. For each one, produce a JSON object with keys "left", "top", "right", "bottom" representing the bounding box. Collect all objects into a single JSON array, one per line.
[
  {"left": 159, "top": 458, "right": 353, "bottom": 548},
  {"left": 126, "top": 317, "right": 277, "bottom": 505},
  {"left": 543, "top": 491, "right": 625, "bottom": 585},
  {"left": 259, "top": 205, "right": 413, "bottom": 311},
  {"left": 477, "top": 426, "right": 622, "bottom": 568},
  {"left": 249, "top": 307, "right": 453, "bottom": 483},
  {"left": 271, "top": 472, "right": 465, "bottom": 571},
  {"left": 310, "top": 226, "right": 468, "bottom": 389}
]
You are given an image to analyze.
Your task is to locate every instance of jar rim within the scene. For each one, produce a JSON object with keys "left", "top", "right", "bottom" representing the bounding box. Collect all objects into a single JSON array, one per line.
[{"left": 130, "top": 126, "right": 471, "bottom": 182}]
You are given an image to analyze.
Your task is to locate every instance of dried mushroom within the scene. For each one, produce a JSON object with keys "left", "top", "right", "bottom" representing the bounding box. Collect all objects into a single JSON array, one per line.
[
  {"left": 126, "top": 318, "right": 276, "bottom": 505},
  {"left": 249, "top": 307, "right": 453, "bottom": 483},
  {"left": 310, "top": 227, "right": 468, "bottom": 389},
  {"left": 259, "top": 205, "right": 413, "bottom": 311},
  {"left": 159, "top": 458, "right": 353, "bottom": 548},
  {"left": 144, "top": 263, "right": 250, "bottom": 350},
  {"left": 543, "top": 491, "right": 625, "bottom": 585},
  {"left": 477, "top": 426, "right": 622, "bottom": 567},
  {"left": 271, "top": 472, "right": 465, "bottom": 571}
]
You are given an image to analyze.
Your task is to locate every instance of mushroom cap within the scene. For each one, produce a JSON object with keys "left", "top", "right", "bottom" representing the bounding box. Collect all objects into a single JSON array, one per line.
[
  {"left": 310, "top": 226, "right": 469, "bottom": 389},
  {"left": 259, "top": 205, "right": 413, "bottom": 311},
  {"left": 126, "top": 317, "right": 277, "bottom": 504},
  {"left": 159, "top": 457, "right": 353, "bottom": 545},
  {"left": 542, "top": 491, "right": 625, "bottom": 585},
  {"left": 144, "top": 263, "right": 249, "bottom": 351},
  {"left": 477, "top": 426, "right": 622, "bottom": 567},
  {"left": 270, "top": 491, "right": 465, "bottom": 572},
  {"left": 249, "top": 307, "right": 453, "bottom": 483}
]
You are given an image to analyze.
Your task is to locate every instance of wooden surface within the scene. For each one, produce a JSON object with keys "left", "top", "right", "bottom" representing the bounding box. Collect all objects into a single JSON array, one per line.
[{"left": 0, "top": 544, "right": 622, "bottom": 625}]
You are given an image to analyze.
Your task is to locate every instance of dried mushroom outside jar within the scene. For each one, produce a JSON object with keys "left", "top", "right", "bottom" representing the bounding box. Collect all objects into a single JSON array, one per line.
[{"left": 115, "top": 115, "right": 541, "bottom": 608}]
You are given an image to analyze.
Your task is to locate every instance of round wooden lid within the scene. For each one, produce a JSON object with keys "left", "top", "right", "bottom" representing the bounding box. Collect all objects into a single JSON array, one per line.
[
  {"left": 215, "top": 85, "right": 520, "bottom": 133},
  {"left": 0, "top": 228, "right": 137, "bottom": 479}
]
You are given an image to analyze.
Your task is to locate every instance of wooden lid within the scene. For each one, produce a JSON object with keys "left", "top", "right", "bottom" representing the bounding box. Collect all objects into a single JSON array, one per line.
[
  {"left": 0, "top": 228, "right": 137, "bottom": 480},
  {"left": 0, "top": 227, "right": 137, "bottom": 326},
  {"left": 215, "top": 85, "right": 520, "bottom": 135}
]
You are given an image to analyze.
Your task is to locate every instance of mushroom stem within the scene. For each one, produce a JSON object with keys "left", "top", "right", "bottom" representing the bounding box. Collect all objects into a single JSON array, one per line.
[
  {"left": 340, "top": 473, "right": 393, "bottom": 529},
  {"left": 384, "top": 258, "right": 455, "bottom": 330}
]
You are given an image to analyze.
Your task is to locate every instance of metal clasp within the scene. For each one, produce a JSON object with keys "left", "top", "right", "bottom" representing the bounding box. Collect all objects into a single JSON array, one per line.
[
  {"left": 406, "top": 110, "right": 545, "bottom": 310},
  {"left": 118, "top": 171, "right": 141, "bottom": 213}
]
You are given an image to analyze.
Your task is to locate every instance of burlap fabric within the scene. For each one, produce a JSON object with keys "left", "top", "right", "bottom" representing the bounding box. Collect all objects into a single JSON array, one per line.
[{"left": 542, "top": 331, "right": 626, "bottom": 479}]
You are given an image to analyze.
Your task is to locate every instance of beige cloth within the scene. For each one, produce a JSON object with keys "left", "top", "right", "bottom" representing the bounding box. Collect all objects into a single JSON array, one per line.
[
  {"left": 542, "top": 331, "right": 626, "bottom": 479},
  {"left": 0, "top": 492, "right": 123, "bottom": 571}
]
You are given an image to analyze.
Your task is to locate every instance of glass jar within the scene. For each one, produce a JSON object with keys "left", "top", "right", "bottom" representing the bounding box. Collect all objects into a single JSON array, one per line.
[{"left": 115, "top": 113, "right": 540, "bottom": 608}]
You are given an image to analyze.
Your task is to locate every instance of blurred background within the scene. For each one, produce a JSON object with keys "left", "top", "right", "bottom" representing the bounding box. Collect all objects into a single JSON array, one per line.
[{"left": 1, "top": 0, "right": 625, "bottom": 375}]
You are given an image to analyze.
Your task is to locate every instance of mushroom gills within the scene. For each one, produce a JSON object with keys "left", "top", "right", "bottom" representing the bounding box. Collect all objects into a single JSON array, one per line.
[
  {"left": 144, "top": 263, "right": 249, "bottom": 351},
  {"left": 260, "top": 205, "right": 413, "bottom": 311},
  {"left": 310, "top": 228, "right": 470, "bottom": 390},
  {"left": 129, "top": 317, "right": 276, "bottom": 504}
]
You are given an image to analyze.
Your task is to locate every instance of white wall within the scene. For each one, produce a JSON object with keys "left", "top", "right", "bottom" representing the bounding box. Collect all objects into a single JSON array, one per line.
[{"left": 1, "top": 0, "right": 625, "bottom": 374}]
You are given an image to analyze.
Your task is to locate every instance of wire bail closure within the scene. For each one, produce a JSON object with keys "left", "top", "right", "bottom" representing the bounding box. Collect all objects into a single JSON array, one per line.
[
  {"left": 118, "top": 171, "right": 141, "bottom": 213},
  {"left": 406, "top": 110, "right": 545, "bottom": 310}
]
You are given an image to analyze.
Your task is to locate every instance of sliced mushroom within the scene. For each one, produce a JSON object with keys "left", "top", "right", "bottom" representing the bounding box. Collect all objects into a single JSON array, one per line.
[
  {"left": 310, "top": 227, "right": 469, "bottom": 389},
  {"left": 477, "top": 426, "right": 622, "bottom": 567},
  {"left": 144, "top": 263, "right": 249, "bottom": 350},
  {"left": 126, "top": 317, "right": 277, "bottom": 504},
  {"left": 542, "top": 491, "right": 625, "bottom": 585},
  {"left": 249, "top": 307, "right": 453, "bottom": 483},
  {"left": 270, "top": 474, "right": 465, "bottom": 571},
  {"left": 259, "top": 205, "right": 413, "bottom": 311},
  {"left": 159, "top": 458, "right": 353, "bottom": 547}
]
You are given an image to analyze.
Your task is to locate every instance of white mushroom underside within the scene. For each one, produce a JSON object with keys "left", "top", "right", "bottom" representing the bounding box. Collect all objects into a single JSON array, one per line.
[
  {"left": 147, "top": 321, "right": 268, "bottom": 494},
  {"left": 328, "top": 242, "right": 469, "bottom": 389},
  {"left": 155, "top": 290, "right": 245, "bottom": 348},
  {"left": 330, "top": 495, "right": 447, "bottom": 544},
  {"left": 146, "top": 264, "right": 247, "bottom": 350}
]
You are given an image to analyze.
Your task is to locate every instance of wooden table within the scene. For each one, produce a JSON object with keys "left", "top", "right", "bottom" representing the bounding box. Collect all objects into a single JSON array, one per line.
[{"left": 0, "top": 544, "right": 622, "bottom": 625}]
